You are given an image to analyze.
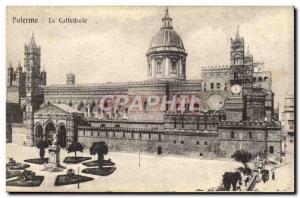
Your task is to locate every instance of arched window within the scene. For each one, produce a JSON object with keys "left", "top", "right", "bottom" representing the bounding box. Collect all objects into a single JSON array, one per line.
[
  {"left": 258, "top": 77, "right": 263, "bottom": 82},
  {"left": 253, "top": 77, "right": 257, "bottom": 82},
  {"left": 264, "top": 76, "right": 269, "bottom": 81},
  {"left": 171, "top": 61, "right": 177, "bottom": 72},
  {"left": 156, "top": 61, "right": 162, "bottom": 72},
  {"left": 144, "top": 101, "right": 147, "bottom": 111},
  {"left": 231, "top": 131, "right": 235, "bottom": 139},
  {"left": 234, "top": 71, "right": 238, "bottom": 80}
]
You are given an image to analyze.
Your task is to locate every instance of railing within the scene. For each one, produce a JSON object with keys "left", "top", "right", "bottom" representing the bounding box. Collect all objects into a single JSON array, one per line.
[{"left": 247, "top": 175, "right": 258, "bottom": 191}]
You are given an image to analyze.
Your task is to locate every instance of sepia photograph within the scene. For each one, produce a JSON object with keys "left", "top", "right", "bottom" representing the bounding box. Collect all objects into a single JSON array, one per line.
[{"left": 5, "top": 6, "right": 295, "bottom": 193}]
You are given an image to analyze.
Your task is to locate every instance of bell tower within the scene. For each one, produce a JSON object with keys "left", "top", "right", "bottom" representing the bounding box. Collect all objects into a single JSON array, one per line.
[
  {"left": 230, "top": 26, "right": 245, "bottom": 86},
  {"left": 24, "top": 33, "right": 42, "bottom": 146}
]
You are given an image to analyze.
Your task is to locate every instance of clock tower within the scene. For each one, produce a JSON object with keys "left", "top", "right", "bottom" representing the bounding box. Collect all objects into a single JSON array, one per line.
[{"left": 230, "top": 26, "right": 244, "bottom": 87}]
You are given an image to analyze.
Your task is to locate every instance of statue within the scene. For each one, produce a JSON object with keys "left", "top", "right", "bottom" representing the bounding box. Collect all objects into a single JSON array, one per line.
[{"left": 42, "top": 134, "right": 64, "bottom": 172}]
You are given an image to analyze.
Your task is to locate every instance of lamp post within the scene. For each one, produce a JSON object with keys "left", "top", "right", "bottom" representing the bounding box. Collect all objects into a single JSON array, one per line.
[{"left": 77, "top": 166, "right": 80, "bottom": 189}]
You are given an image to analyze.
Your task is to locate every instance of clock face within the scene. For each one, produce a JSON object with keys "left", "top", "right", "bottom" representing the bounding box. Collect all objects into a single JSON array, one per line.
[
  {"left": 207, "top": 94, "right": 225, "bottom": 111},
  {"left": 231, "top": 84, "right": 241, "bottom": 94}
]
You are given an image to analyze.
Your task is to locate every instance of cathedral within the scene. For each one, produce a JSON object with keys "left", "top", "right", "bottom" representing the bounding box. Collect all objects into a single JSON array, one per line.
[{"left": 7, "top": 9, "right": 283, "bottom": 160}]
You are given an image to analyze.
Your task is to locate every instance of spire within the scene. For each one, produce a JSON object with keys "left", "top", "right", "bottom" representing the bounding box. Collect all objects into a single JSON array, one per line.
[
  {"left": 235, "top": 25, "right": 240, "bottom": 40},
  {"left": 246, "top": 45, "right": 251, "bottom": 56},
  {"left": 165, "top": 7, "right": 170, "bottom": 18},
  {"left": 28, "top": 33, "right": 37, "bottom": 48},
  {"left": 161, "top": 7, "right": 172, "bottom": 29},
  {"left": 9, "top": 61, "right": 12, "bottom": 68},
  {"left": 18, "top": 60, "right": 21, "bottom": 68}
]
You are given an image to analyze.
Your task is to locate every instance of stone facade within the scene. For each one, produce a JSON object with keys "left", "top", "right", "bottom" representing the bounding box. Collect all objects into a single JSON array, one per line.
[
  {"left": 281, "top": 94, "right": 294, "bottom": 141},
  {"left": 7, "top": 8, "right": 283, "bottom": 160}
]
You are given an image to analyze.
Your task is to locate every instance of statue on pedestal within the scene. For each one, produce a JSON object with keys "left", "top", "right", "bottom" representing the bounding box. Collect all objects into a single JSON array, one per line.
[{"left": 42, "top": 134, "right": 65, "bottom": 172}]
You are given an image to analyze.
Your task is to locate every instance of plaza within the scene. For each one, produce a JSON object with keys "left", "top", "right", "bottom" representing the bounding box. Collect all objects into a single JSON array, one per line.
[{"left": 6, "top": 141, "right": 294, "bottom": 192}]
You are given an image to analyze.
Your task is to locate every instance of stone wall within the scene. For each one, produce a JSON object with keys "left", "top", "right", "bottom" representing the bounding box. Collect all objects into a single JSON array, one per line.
[
  {"left": 11, "top": 123, "right": 26, "bottom": 145},
  {"left": 77, "top": 127, "right": 220, "bottom": 158}
]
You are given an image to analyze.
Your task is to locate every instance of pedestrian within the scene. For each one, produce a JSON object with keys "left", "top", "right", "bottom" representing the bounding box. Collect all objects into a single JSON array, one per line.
[
  {"left": 245, "top": 176, "right": 250, "bottom": 186},
  {"left": 272, "top": 171, "right": 275, "bottom": 180}
]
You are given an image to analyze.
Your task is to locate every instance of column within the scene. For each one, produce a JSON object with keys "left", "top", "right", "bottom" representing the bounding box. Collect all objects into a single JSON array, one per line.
[
  {"left": 165, "top": 56, "right": 169, "bottom": 78},
  {"left": 151, "top": 59, "right": 155, "bottom": 78}
]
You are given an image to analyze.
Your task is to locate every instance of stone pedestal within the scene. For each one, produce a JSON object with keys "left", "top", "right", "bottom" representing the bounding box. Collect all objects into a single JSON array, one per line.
[{"left": 42, "top": 134, "right": 64, "bottom": 172}]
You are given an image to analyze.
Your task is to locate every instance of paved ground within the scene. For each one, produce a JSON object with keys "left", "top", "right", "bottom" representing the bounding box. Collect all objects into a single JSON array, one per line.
[
  {"left": 254, "top": 141, "right": 294, "bottom": 192},
  {"left": 6, "top": 143, "right": 294, "bottom": 192},
  {"left": 6, "top": 143, "right": 241, "bottom": 192}
]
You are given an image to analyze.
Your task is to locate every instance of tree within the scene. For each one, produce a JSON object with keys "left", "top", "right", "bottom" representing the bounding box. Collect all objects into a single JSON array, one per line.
[
  {"left": 36, "top": 141, "right": 50, "bottom": 159},
  {"left": 67, "top": 142, "right": 84, "bottom": 159},
  {"left": 90, "top": 141, "right": 108, "bottom": 169},
  {"left": 233, "top": 149, "right": 253, "bottom": 169}
]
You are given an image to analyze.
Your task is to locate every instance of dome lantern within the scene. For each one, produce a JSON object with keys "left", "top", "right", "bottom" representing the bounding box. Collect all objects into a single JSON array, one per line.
[{"left": 161, "top": 8, "right": 173, "bottom": 29}]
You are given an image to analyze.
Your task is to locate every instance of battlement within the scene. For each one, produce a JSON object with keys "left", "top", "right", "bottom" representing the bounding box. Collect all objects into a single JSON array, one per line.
[
  {"left": 218, "top": 120, "right": 281, "bottom": 129},
  {"left": 201, "top": 65, "right": 230, "bottom": 71},
  {"left": 78, "top": 125, "right": 219, "bottom": 137}
]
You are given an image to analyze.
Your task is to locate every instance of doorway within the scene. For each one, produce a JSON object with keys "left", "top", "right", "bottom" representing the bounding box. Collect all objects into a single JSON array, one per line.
[
  {"left": 57, "top": 125, "right": 67, "bottom": 148},
  {"left": 157, "top": 146, "right": 162, "bottom": 155}
]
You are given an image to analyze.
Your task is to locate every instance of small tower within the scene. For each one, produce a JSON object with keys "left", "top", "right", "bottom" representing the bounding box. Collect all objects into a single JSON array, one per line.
[
  {"left": 41, "top": 65, "right": 47, "bottom": 86},
  {"left": 7, "top": 61, "right": 14, "bottom": 86},
  {"left": 230, "top": 26, "right": 245, "bottom": 86},
  {"left": 24, "top": 33, "right": 42, "bottom": 146},
  {"left": 16, "top": 61, "right": 23, "bottom": 86},
  {"left": 66, "top": 73, "right": 75, "bottom": 85}
]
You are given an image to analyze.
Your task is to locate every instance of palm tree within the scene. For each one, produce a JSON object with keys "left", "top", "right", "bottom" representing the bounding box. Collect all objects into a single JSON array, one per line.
[
  {"left": 90, "top": 141, "right": 108, "bottom": 169},
  {"left": 67, "top": 142, "right": 84, "bottom": 160}
]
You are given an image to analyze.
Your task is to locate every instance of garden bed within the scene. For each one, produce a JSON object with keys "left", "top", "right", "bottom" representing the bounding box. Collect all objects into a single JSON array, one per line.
[
  {"left": 6, "top": 176, "right": 44, "bottom": 187},
  {"left": 24, "top": 158, "right": 48, "bottom": 164},
  {"left": 82, "top": 160, "right": 115, "bottom": 167},
  {"left": 54, "top": 174, "right": 94, "bottom": 186},
  {"left": 81, "top": 167, "right": 116, "bottom": 176},
  {"left": 63, "top": 157, "right": 91, "bottom": 164},
  {"left": 7, "top": 163, "right": 30, "bottom": 170},
  {"left": 6, "top": 170, "right": 21, "bottom": 179}
]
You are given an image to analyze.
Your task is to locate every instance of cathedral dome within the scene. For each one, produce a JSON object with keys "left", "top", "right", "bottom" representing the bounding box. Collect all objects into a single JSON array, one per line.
[
  {"left": 150, "top": 28, "right": 184, "bottom": 50},
  {"left": 146, "top": 8, "right": 187, "bottom": 81},
  {"left": 148, "top": 8, "right": 185, "bottom": 54}
]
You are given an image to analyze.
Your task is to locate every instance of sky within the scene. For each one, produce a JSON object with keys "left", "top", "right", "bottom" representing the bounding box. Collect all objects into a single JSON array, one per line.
[{"left": 6, "top": 6, "right": 294, "bottom": 108}]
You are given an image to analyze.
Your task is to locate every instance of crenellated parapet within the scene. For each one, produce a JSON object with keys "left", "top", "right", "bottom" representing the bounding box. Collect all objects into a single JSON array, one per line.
[
  {"left": 218, "top": 120, "right": 281, "bottom": 130},
  {"left": 201, "top": 65, "right": 230, "bottom": 72},
  {"left": 78, "top": 125, "right": 219, "bottom": 137}
]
